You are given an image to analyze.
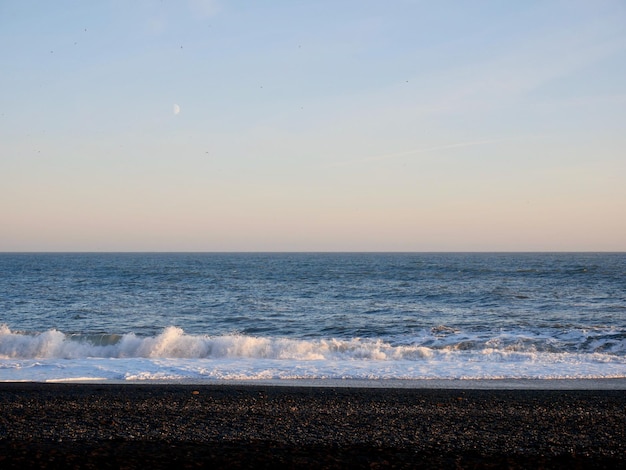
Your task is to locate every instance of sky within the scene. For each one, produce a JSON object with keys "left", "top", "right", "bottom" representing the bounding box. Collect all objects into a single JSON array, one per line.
[{"left": 1, "top": 0, "right": 625, "bottom": 252}]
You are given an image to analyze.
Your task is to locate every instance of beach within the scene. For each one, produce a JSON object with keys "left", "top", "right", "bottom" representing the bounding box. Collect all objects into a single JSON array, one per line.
[{"left": 0, "top": 383, "right": 624, "bottom": 468}]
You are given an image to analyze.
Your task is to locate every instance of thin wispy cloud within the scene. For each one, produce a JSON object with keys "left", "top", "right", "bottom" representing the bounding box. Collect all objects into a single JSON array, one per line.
[
  {"left": 327, "top": 140, "right": 500, "bottom": 168},
  {"left": 434, "top": 22, "right": 626, "bottom": 114},
  {"left": 189, "top": 0, "right": 220, "bottom": 19}
]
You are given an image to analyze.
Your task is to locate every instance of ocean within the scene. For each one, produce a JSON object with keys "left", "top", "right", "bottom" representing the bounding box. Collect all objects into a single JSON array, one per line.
[{"left": 0, "top": 253, "right": 624, "bottom": 383}]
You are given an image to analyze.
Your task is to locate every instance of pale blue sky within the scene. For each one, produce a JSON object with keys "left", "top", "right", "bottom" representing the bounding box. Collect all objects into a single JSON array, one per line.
[{"left": 1, "top": 0, "right": 625, "bottom": 251}]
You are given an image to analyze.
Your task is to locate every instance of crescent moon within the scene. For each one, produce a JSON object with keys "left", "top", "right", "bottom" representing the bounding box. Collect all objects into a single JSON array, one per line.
[{"left": 173, "top": 104, "right": 181, "bottom": 115}]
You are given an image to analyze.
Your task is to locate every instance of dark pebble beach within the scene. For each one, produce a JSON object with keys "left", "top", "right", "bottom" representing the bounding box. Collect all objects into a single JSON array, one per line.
[{"left": 0, "top": 383, "right": 624, "bottom": 469}]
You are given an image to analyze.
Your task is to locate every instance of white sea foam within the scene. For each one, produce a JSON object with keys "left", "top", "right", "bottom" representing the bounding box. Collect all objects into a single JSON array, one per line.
[
  {"left": 1, "top": 325, "right": 625, "bottom": 382},
  {"left": 1, "top": 325, "right": 624, "bottom": 360},
  {"left": 0, "top": 325, "right": 440, "bottom": 361}
]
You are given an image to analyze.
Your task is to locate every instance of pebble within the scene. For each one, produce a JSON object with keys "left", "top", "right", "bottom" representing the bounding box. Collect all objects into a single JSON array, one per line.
[{"left": 0, "top": 384, "right": 624, "bottom": 468}]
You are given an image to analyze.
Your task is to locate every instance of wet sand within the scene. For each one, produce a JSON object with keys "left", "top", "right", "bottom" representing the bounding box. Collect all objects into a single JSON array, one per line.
[{"left": 0, "top": 383, "right": 624, "bottom": 468}]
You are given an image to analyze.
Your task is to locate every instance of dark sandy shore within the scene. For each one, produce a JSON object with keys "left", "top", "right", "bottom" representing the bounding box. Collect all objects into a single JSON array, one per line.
[{"left": 0, "top": 383, "right": 624, "bottom": 469}]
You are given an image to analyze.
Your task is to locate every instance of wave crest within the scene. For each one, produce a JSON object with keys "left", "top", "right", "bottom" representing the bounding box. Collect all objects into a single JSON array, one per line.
[
  {"left": 0, "top": 325, "right": 624, "bottom": 361},
  {"left": 0, "top": 326, "right": 433, "bottom": 361}
]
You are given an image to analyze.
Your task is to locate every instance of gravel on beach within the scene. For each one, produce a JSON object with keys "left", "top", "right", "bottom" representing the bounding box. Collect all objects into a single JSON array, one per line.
[{"left": 0, "top": 383, "right": 624, "bottom": 469}]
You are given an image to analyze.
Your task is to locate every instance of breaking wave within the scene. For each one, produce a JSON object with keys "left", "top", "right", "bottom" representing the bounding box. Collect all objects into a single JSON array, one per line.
[{"left": 1, "top": 325, "right": 624, "bottom": 361}]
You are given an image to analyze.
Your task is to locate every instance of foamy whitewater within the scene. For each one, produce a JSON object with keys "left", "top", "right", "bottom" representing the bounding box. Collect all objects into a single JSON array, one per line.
[{"left": 1, "top": 253, "right": 624, "bottom": 383}]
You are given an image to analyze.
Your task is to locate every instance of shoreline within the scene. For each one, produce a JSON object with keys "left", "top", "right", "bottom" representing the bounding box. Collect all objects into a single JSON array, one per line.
[
  {"left": 1, "top": 383, "right": 624, "bottom": 468},
  {"left": 15, "top": 377, "right": 626, "bottom": 390}
]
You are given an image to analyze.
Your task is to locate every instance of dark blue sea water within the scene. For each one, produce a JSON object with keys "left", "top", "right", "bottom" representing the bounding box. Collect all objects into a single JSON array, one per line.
[{"left": 1, "top": 253, "right": 624, "bottom": 382}]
